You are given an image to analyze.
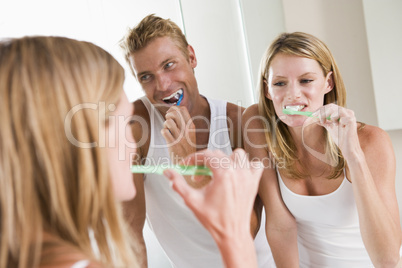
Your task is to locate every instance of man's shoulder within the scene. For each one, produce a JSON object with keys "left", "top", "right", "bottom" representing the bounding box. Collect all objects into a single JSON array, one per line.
[
  {"left": 226, "top": 102, "right": 245, "bottom": 121},
  {"left": 131, "top": 99, "right": 151, "bottom": 135},
  {"left": 133, "top": 98, "right": 149, "bottom": 119}
]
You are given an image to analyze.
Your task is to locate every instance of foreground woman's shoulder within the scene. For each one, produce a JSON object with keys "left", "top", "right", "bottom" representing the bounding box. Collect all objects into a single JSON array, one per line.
[{"left": 40, "top": 235, "right": 104, "bottom": 268}]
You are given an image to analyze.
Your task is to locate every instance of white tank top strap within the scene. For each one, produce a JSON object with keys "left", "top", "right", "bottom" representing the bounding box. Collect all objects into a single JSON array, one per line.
[{"left": 204, "top": 97, "right": 232, "bottom": 155}]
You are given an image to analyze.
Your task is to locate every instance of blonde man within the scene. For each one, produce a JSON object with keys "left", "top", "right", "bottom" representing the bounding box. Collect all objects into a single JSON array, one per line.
[{"left": 120, "top": 14, "right": 274, "bottom": 268}]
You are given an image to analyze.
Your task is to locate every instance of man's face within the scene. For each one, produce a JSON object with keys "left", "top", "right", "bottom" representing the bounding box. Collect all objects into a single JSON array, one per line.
[{"left": 129, "top": 36, "right": 199, "bottom": 114}]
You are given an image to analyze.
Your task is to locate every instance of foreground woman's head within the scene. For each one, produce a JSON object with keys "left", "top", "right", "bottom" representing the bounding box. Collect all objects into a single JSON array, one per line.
[{"left": 0, "top": 36, "right": 137, "bottom": 267}]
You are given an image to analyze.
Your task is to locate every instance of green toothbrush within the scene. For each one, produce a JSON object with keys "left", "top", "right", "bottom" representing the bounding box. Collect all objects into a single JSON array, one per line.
[
  {"left": 282, "top": 108, "right": 332, "bottom": 120},
  {"left": 282, "top": 108, "right": 314, "bottom": 117},
  {"left": 131, "top": 165, "right": 213, "bottom": 176}
]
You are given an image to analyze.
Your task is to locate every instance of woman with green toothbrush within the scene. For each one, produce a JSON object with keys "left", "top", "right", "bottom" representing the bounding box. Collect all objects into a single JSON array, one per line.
[{"left": 243, "top": 32, "right": 402, "bottom": 267}]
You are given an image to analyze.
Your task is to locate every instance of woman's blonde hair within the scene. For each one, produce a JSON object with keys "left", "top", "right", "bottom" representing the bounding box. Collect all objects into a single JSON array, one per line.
[
  {"left": 0, "top": 36, "right": 138, "bottom": 267},
  {"left": 257, "top": 32, "right": 346, "bottom": 179}
]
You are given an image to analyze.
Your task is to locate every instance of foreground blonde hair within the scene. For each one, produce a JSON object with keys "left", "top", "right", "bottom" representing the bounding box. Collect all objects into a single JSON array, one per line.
[
  {"left": 0, "top": 36, "right": 138, "bottom": 267},
  {"left": 120, "top": 14, "right": 189, "bottom": 78},
  {"left": 258, "top": 32, "right": 346, "bottom": 179}
]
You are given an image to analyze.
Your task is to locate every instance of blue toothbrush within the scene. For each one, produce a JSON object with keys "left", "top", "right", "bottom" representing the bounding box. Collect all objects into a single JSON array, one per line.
[{"left": 176, "top": 93, "right": 183, "bottom": 106}]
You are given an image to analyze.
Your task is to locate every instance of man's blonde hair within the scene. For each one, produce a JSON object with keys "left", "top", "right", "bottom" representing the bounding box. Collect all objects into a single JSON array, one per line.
[{"left": 120, "top": 14, "right": 189, "bottom": 78}]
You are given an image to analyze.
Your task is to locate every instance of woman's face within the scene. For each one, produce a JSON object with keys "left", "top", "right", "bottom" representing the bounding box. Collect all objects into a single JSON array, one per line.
[
  {"left": 266, "top": 53, "right": 333, "bottom": 127},
  {"left": 106, "top": 91, "right": 136, "bottom": 201}
]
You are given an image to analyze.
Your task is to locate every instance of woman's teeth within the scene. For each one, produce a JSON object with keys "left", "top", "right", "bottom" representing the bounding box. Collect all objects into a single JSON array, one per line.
[{"left": 285, "top": 105, "right": 305, "bottom": 111}]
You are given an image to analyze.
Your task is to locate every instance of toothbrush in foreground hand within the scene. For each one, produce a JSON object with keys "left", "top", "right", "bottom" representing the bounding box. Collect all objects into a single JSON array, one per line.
[{"left": 131, "top": 165, "right": 212, "bottom": 176}]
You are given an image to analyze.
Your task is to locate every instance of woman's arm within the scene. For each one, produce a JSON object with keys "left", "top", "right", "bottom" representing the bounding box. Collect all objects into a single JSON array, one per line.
[
  {"left": 242, "top": 104, "right": 299, "bottom": 267},
  {"left": 318, "top": 104, "right": 402, "bottom": 267},
  {"left": 259, "top": 168, "right": 300, "bottom": 267}
]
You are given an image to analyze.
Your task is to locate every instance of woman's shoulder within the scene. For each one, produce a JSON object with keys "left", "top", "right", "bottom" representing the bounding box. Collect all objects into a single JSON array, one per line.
[
  {"left": 242, "top": 103, "right": 259, "bottom": 118},
  {"left": 357, "top": 123, "right": 392, "bottom": 147},
  {"left": 242, "top": 103, "right": 262, "bottom": 127},
  {"left": 70, "top": 260, "right": 104, "bottom": 268},
  {"left": 41, "top": 260, "right": 103, "bottom": 268},
  {"left": 40, "top": 250, "right": 103, "bottom": 268},
  {"left": 357, "top": 123, "right": 394, "bottom": 161},
  {"left": 40, "top": 235, "right": 103, "bottom": 268}
]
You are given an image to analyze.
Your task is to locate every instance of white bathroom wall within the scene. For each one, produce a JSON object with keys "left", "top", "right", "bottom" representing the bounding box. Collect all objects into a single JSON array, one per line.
[
  {"left": 180, "top": 0, "right": 255, "bottom": 108},
  {"left": 362, "top": 0, "right": 402, "bottom": 131},
  {"left": 240, "top": 0, "right": 286, "bottom": 98}
]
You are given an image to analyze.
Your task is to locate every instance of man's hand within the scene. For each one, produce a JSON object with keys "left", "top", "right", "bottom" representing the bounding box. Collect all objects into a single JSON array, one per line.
[{"left": 161, "top": 106, "right": 197, "bottom": 163}]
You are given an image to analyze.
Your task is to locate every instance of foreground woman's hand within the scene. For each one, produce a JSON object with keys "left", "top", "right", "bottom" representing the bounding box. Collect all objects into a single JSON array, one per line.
[{"left": 164, "top": 149, "right": 263, "bottom": 268}]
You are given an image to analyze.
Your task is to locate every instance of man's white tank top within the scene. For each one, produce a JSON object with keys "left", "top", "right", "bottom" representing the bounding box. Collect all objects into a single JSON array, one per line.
[
  {"left": 141, "top": 96, "right": 275, "bottom": 268},
  {"left": 277, "top": 170, "right": 374, "bottom": 267}
]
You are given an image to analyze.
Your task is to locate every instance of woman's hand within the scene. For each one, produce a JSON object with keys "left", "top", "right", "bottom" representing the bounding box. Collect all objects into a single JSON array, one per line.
[
  {"left": 164, "top": 148, "right": 263, "bottom": 238},
  {"left": 313, "top": 104, "right": 402, "bottom": 266},
  {"left": 313, "top": 103, "right": 362, "bottom": 160},
  {"left": 163, "top": 148, "right": 263, "bottom": 268}
]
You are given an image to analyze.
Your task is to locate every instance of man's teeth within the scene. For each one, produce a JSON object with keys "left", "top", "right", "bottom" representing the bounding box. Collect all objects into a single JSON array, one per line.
[
  {"left": 285, "top": 105, "right": 305, "bottom": 111},
  {"left": 163, "top": 89, "right": 183, "bottom": 101}
]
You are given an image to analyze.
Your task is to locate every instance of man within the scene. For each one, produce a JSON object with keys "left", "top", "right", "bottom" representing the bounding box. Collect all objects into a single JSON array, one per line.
[{"left": 120, "top": 14, "right": 273, "bottom": 267}]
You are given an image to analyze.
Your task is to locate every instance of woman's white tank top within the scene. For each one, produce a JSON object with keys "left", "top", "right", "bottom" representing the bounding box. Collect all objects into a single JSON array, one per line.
[{"left": 277, "top": 170, "right": 373, "bottom": 267}]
